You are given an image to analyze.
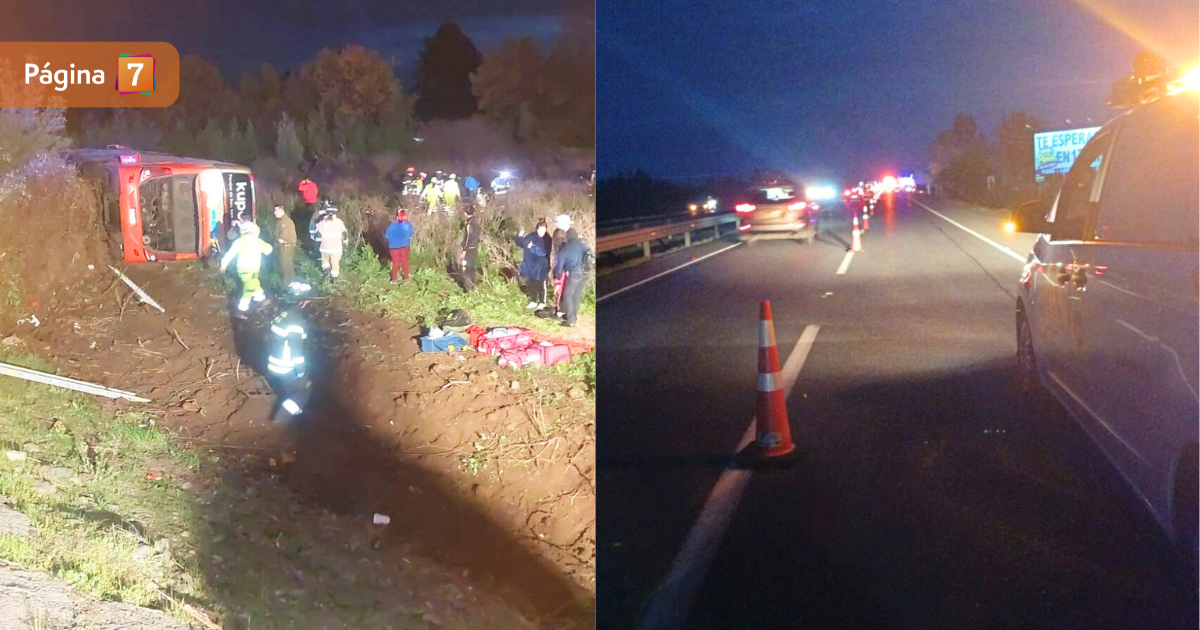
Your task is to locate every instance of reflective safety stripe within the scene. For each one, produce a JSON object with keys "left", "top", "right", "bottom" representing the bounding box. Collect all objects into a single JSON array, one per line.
[
  {"left": 757, "top": 371, "right": 780, "bottom": 392},
  {"left": 281, "top": 399, "right": 301, "bottom": 415},
  {"left": 291, "top": 356, "right": 305, "bottom": 365},
  {"left": 267, "top": 362, "right": 293, "bottom": 374},
  {"left": 758, "top": 320, "right": 776, "bottom": 348},
  {"left": 272, "top": 324, "right": 306, "bottom": 337}
]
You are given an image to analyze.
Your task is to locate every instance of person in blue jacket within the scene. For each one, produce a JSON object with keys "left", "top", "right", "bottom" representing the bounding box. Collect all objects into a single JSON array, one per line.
[
  {"left": 385, "top": 209, "right": 414, "bottom": 283},
  {"left": 515, "top": 219, "right": 551, "bottom": 309},
  {"left": 464, "top": 175, "right": 480, "bottom": 201}
]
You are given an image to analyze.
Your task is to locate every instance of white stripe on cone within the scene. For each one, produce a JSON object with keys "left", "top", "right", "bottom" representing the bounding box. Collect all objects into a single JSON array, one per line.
[
  {"left": 757, "top": 371, "right": 780, "bottom": 392},
  {"left": 758, "top": 320, "right": 776, "bottom": 348}
]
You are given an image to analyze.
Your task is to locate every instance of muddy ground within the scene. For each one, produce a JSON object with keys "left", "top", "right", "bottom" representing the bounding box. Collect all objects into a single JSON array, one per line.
[{"left": 11, "top": 262, "right": 595, "bottom": 628}]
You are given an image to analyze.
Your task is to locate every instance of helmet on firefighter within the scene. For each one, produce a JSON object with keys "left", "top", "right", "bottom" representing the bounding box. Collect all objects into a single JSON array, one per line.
[
  {"left": 279, "top": 280, "right": 312, "bottom": 307},
  {"left": 449, "top": 173, "right": 457, "bottom": 180},
  {"left": 240, "top": 222, "right": 261, "bottom": 237},
  {"left": 406, "top": 166, "right": 415, "bottom": 173}
]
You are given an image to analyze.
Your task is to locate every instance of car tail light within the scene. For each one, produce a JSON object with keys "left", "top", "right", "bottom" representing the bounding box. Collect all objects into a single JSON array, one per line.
[
  {"left": 788, "top": 202, "right": 807, "bottom": 211},
  {"left": 738, "top": 222, "right": 752, "bottom": 231},
  {"left": 735, "top": 203, "right": 756, "bottom": 213},
  {"left": 843, "top": 189, "right": 851, "bottom": 197}
]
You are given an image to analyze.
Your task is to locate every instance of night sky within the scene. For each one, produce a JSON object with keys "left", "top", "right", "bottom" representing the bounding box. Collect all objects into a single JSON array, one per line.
[
  {"left": 598, "top": 0, "right": 1198, "bottom": 182},
  {"left": 1, "top": 0, "right": 562, "bottom": 84}
]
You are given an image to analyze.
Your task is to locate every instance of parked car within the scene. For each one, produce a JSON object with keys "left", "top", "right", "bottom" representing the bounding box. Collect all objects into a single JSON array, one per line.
[
  {"left": 1009, "top": 88, "right": 1198, "bottom": 560},
  {"left": 735, "top": 182, "right": 816, "bottom": 245},
  {"left": 67, "top": 146, "right": 257, "bottom": 263}
]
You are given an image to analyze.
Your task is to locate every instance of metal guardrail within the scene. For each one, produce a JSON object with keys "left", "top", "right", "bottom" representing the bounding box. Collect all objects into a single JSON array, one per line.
[
  {"left": 596, "top": 213, "right": 739, "bottom": 258},
  {"left": 597, "top": 212, "right": 704, "bottom": 236}
]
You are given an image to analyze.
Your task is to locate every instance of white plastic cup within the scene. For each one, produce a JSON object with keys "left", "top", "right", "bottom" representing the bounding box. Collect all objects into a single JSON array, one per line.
[{"left": 373, "top": 513, "right": 391, "bottom": 525}]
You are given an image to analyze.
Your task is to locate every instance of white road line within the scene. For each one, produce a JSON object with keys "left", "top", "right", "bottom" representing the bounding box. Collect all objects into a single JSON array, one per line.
[
  {"left": 913, "top": 200, "right": 1025, "bottom": 263},
  {"left": 597, "top": 242, "right": 743, "bottom": 303},
  {"left": 835, "top": 251, "right": 854, "bottom": 275},
  {"left": 637, "top": 324, "right": 821, "bottom": 630}
]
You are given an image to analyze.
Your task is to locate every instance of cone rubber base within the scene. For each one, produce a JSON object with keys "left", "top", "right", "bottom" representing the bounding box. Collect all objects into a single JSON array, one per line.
[{"left": 734, "top": 442, "right": 800, "bottom": 469}]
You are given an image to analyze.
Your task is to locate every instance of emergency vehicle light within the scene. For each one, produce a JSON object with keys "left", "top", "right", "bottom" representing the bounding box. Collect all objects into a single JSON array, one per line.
[
  {"left": 119, "top": 154, "right": 140, "bottom": 165},
  {"left": 1167, "top": 66, "right": 1200, "bottom": 94}
]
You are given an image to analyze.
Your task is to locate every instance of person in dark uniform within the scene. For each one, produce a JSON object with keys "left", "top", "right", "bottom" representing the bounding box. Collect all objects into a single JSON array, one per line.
[
  {"left": 459, "top": 205, "right": 483, "bottom": 291},
  {"left": 553, "top": 230, "right": 591, "bottom": 328},
  {"left": 265, "top": 282, "right": 313, "bottom": 425},
  {"left": 273, "top": 205, "right": 298, "bottom": 287}
]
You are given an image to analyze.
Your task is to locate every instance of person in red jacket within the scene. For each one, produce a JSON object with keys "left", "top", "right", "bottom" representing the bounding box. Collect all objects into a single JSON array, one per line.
[{"left": 297, "top": 178, "right": 319, "bottom": 213}]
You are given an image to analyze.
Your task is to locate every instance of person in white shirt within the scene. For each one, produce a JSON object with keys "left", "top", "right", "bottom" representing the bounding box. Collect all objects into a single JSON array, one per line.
[{"left": 314, "top": 208, "right": 349, "bottom": 280}]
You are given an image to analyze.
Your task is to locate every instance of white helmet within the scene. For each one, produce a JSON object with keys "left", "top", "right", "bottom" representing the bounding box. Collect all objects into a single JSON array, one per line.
[{"left": 240, "top": 222, "right": 260, "bottom": 236}]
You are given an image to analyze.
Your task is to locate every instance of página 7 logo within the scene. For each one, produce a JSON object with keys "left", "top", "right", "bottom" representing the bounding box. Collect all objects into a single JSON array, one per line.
[{"left": 24, "top": 63, "right": 106, "bottom": 92}]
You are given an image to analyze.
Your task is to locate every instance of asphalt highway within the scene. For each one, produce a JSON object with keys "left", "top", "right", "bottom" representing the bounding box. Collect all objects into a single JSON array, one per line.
[{"left": 597, "top": 194, "right": 1196, "bottom": 629}]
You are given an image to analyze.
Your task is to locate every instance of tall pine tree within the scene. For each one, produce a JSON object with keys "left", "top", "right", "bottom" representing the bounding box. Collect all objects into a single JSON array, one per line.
[{"left": 414, "top": 23, "right": 482, "bottom": 120}]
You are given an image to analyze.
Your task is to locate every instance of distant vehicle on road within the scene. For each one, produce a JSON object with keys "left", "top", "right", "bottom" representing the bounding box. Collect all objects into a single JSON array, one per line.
[
  {"left": 735, "top": 181, "right": 816, "bottom": 245},
  {"left": 1009, "top": 86, "right": 1198, "bottom": 561},
  {"left": 67, "top": 146, "right": 256, "bottom": 263}
]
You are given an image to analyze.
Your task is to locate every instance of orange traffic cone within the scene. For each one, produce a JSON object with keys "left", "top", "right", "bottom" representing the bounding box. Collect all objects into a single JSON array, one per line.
[
  {"left": 736, "top": 300, "right": 799, "bottom": 468},
  {"left": 862, "top": 209, "right": 870, "bottom": 231},
  {"left": 851, "top": 215, "right": 862, "bottom": 252}
]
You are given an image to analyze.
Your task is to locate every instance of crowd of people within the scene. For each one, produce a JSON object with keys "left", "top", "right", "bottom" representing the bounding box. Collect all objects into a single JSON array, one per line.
[
  {"left": 401, "top": 166, "right": 514, "bottom": 215},
  {"left": 218, "top": 171, "right": 592, "bottom": 328}
]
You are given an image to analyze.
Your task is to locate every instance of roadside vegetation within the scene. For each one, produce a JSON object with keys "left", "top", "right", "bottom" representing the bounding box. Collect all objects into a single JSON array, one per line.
[{"left": 0, "top": 351, "right": 212, "bottom": 623}]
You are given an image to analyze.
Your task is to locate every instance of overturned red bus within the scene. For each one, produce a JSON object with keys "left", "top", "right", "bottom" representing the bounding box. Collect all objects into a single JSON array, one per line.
[{"left": 66, "top": 146, "right": 256, "bottom": 263}]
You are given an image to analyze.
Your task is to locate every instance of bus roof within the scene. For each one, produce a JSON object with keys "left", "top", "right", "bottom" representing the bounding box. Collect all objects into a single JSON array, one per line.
[{"left": 64, "top": 147, "right": 250, "bottom": 171}]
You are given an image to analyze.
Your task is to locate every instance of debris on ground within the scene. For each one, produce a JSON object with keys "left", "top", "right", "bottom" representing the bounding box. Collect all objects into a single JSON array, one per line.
[
  {"left": 109, "top": 265, "right": 166, "bottom": 313},
  {"left": 0, "top": 360, "right": 149, "bottom": 403}
]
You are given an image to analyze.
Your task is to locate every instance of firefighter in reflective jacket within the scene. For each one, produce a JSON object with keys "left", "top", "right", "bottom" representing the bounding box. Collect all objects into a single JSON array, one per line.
[
  {"left": 442, "top": 173, "right": 461, "bottom": 211},
  {"left": 220, "top": 222, "right": 273, "bottom": 314},
  {"left": 422, "top": 175, "right": 443, "bottom": 214},
  {"left": 267, "top": 283, "right": 313, "bottom": 423}
]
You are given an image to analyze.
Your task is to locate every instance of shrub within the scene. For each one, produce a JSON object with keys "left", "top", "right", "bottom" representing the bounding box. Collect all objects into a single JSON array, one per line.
[{"left": 0, "top": 108, "right": 70, "bottom": 176}]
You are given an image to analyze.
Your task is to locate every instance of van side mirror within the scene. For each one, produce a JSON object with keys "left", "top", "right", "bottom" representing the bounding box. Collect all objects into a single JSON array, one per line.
[{"left": 1008, "top": 200, "right": 1051, "bottom": 234}]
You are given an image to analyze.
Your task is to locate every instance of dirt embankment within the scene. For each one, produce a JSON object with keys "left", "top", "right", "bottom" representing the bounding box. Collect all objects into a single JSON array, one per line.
[{"left": 6, "top": 260, "right": 595, "bottom": 627}]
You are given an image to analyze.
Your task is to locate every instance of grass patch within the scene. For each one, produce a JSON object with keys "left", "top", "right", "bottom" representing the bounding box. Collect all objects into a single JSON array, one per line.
[
  {"left": 329, "top": 246, "right": 595, "bottom": 334},
  {"left": 550, "top": 350, "right": 595, "bottom": 393},
  {"left": 0, "top": 351, "right": 207, "bottom": 617}
]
